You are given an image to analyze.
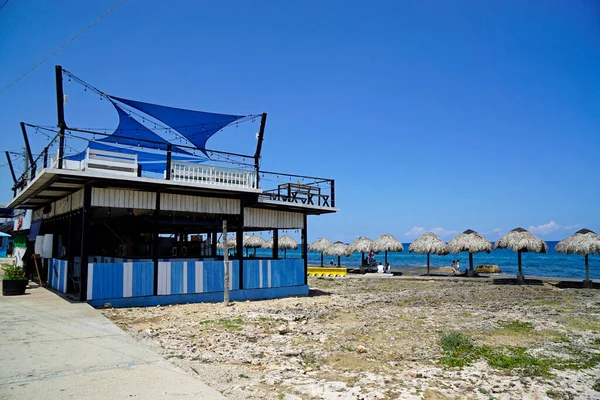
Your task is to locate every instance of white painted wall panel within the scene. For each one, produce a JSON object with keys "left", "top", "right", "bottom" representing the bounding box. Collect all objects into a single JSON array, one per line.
[
  {"left": 161, "top": 193, "right": 239, "bottom": 214},
  {"left": 244, "top": 208, "right": 304, "bottom": 229},
  {"left": 91, "top": 188, "right": 156, "bottom": 210}
]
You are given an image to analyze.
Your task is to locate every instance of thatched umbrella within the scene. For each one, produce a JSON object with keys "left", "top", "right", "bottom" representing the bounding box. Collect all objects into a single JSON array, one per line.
[
  {"left": 324, "top": 241, "right": 348, "bottom": 267},
  {"left": 346, "top": 236, "right": 374, "bottom": 264},
  {"left": 372, "top": 233, "right": 404, "bottom": 265},
  {"left": 309, "top": 237, "right": 334, "bottom": 266},
  {"left": 408, "top": 232, "right": 449, "bottom": 275},
  {"left": 278, "top": 235, "right": 298, "bottom": 259},
  {"left": 243, "top": 234, "right": 266, "bottom": 256},
  {"left": 217, "top": 236, "right": 237, "bottom": 250},
  {"left": 494, "top": 227, "right": 548, "bottom": 283},
  {"left": 555, "top": 228, "right": 600, "bottom": 286},
  {"left": 448, "top": 229, "right": 492, "bottom": 276}
]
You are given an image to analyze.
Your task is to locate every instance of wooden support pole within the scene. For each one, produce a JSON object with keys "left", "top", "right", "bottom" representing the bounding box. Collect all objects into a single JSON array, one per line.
[
  {"left": 237, "top": 208, "right": 244, "bottom": 290},
  {"left": 302, "top": 214, "right": 308, "bottom": 285},
  {"left": 166, "top": 144, "right": 172, "bottom": 180},
  {"left": 211, "top": 229, "right": 218, "bottom": 257},
  {"left": 223, "top": 220, "right": 230, "bottom": 307},
  {"left": 330, "top": 179, "right": 335, "bottom": 208},
  {"left": 153, "top": 192, "right": 161, "bottom": 295},
  {"left": 273, "top": 230, "right": 279, "bottom": 260},
  {"left": 78, "top": 183, "right": 92, "bottom": 301}
]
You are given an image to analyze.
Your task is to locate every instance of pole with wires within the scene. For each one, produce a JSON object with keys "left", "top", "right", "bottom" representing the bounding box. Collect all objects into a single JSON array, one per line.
[{"left": 56, "top": 65, "right": 66, "bottom": 169}]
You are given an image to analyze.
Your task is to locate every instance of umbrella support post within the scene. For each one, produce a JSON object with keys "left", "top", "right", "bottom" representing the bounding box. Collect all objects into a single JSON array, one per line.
[
  {"left": 516, "top": 251, "right": 524, "bottom": 284},
  {"left": 467, "top": 253, "right": 475, "bottom": 277}
]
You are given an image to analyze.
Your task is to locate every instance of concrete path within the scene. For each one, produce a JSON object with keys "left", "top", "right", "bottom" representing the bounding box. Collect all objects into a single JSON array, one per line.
[{"left": 0, "top": 286, "right": 225, "bottom": 400}]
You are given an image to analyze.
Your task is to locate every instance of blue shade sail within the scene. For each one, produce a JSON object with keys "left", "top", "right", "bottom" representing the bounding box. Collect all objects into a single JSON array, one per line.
[
  {"left": 98, "top": 103, "right": 190, "bottom": 155},
  {"left": 66, "top": 142, "right": 206, "bottom": 174},
  {"left": 109, "top": 96, "right": 245, "bottom": 150}
]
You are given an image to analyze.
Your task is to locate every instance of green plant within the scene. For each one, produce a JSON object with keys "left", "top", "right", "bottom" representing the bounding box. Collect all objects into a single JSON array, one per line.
[
  {"left": 481, "top": 347, "right": 553, "bottom": 377},
  {"left": 478, "top": 387, "right": 496, "bottom": 400},
  {"left": 439, "top": 332, "right": 476, "bottom": 367},
  {"left": 593, "top": 378, "right": 600, "bottom": 392},
  {"left": 2, "top": 264, "right": 26, "bottom": 280},
  {"left": 496, "top": 320, "right": 533, "bottom": 333}
]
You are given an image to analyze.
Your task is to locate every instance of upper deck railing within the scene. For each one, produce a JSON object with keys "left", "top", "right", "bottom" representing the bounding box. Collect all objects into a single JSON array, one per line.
[{"left": 15, "top": 148, "right": 335, "bottom": 209}]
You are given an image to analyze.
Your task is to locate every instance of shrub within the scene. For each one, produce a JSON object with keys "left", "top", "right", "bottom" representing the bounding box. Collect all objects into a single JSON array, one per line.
[{"left": 2, "top": 264, "right": 26, "bottom": 280}]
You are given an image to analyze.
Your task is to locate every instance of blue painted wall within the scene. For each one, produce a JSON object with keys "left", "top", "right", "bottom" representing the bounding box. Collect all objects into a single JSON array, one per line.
[
  {"left": 86, "top": 258, "right": 305, "bottom": 305},
  {"left": 48, "top": 259, "right": 68, "bottom": 293},
  {"left": 88, "top": 285, "right": 310, "bottom": 308}
]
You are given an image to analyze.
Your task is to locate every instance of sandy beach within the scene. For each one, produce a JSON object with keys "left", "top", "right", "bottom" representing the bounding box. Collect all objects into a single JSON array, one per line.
[{"left": 103, "top": 275, "right": 600, "bottom": 399}]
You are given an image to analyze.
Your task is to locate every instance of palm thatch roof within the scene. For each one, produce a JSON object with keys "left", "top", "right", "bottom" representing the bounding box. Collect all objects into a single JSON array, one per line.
[
  {"left": 324, "top": 241, "right": 348, "bottom": 256},
  {"left": 494, "top": 227, "right": 548, "bottom": 253},
  {"left": 448, "top": 229, "right": 492, "bottom": 254},
  {"left": 346, "top": 236, "right": 374, "bottom": 255},
  {"left": 308, "top": 237, "right": 334, "bottom": 253},
  {"left": 278, "top": 235, "right": 299, "bottom": 250},
  {"left": 262, "top": 238, "right": 273, "bottom": 249},
  {"left": 556, "top": 229, "right": 600, "bottom": 256},
  {"left": 408, "top": 232, "right": 449, "bottom": 255},
  {"left": 243, "top": 235, "right": 266, "bottom": 248},
  {"left": 217, "top": 236, "right": 237, "bottom": 250},
  {"left": 372, "top": 234, "right": 404, "bottom": 253}
]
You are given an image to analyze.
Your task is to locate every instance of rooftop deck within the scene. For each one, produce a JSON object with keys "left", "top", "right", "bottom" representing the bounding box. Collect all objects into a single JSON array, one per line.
[{"left": 10, "top": 148, "right": 336, "bottom": 214}]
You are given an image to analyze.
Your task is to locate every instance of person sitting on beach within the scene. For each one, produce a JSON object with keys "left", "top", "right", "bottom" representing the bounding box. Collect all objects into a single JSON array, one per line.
[
  {"left": 377, "top": 262, "right": 384, "bottom": 274},
  {"left": 451, "top": 260, "right": 458, "bottom": 274},
  {"left": 456, "top": 260, "right": 460, "bottom": 273},
  {"left": 329, "top": 259, "right": 334, "bottom": 266},
  {"left": 385, "top": 262, "right": 391, "bottom": 274}
]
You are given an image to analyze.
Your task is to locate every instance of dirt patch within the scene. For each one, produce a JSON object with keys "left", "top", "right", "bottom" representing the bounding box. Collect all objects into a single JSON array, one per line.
[{"left": 103, "top": 277, "right": 600, "bottom": 399}]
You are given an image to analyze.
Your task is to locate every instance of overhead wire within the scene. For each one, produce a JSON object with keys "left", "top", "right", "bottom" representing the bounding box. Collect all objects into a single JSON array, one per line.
[{"left": 0, "top": 0, "right": 125, "bottom": 95}]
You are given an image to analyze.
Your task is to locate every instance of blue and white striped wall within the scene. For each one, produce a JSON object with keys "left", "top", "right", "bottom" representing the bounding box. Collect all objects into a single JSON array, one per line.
[
  {"left": 49, "top": 259, "right": 68, "bottom": 293},
  {"left": 87, "top": 262, "right": 154, "bottom": 300},
  {"left": 243, "top": 259, "right": 305, "bottom": 289},
  {"left": 156, "top": 260, "right": 239, "bottom": 295},
  {"left": 85, "top": 258, "right": 306, "bottom": 306}
]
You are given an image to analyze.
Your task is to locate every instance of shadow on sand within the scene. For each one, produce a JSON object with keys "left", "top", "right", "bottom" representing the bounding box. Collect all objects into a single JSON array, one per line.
[
  {"left": 552, "top": 281, "right": 599, "bottom": 290},
  {"left": 308, "top": 288, "right": 332, "bottom": 297},
  {"left": 493, "top": 278, "right": 544, "bottom": 286}
]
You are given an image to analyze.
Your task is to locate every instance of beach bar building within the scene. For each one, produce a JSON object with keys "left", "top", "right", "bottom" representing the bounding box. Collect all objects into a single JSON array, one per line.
[{"left": 6, "top": 66, "right": 337, "bottom": 307}]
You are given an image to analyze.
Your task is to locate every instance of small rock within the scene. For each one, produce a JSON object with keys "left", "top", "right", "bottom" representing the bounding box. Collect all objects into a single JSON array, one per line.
[
  {"left": 102, "top": 302, "right": 112, "bottom": 309},
  {"left": 357, "top": 345, "right": 367, "bottom": 354},
  {"left": 277, "top": 325, "right": 289, "bottom": 334}
]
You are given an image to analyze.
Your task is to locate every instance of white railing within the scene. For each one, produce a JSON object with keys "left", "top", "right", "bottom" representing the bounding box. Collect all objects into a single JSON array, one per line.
[{"left": 171, "top": 161, "right": 257, "bottom": 190}]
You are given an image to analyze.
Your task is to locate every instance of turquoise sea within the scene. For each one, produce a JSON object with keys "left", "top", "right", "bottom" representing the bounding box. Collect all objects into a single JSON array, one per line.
[{"left": 244, "top": 242, "right": 599, "bottom": 280}]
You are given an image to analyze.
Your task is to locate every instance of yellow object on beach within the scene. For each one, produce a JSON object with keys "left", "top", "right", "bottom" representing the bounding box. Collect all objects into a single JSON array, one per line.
[{"left": 307, "top": 267, "right": 347, "bottom": 277}]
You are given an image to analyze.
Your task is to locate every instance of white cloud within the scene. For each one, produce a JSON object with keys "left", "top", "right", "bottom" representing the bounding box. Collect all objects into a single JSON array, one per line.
[
  {"left": 404, "top": 226, "right": 458, "bottom": 239},
  {"left": 404, "top": 227, "right": 426, "bottom": 238},
  {"left": 528, "top": 221, "right": 581, "bottom": 236},
  {"left": 484, "top": 228, "right": 503, "bottom": 236},
  {"left": 430, "top": 227, "right": 459, "bottom": 238}
]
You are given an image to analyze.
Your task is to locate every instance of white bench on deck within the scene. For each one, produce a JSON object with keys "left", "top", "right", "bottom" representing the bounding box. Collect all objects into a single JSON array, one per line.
[{"left": 81, "top": 148, "right": 138, "bottom": 176}]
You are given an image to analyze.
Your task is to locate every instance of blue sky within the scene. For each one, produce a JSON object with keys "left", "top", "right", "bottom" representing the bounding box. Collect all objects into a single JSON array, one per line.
[{"left": 1, "top": 0, "right": 599, "bottom": 242}]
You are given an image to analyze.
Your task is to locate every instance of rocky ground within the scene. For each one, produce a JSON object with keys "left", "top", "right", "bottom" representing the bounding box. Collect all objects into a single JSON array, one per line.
[{"left": 103, "top": 276, "right": 600, "bottom": 399}]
